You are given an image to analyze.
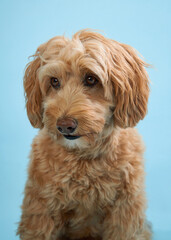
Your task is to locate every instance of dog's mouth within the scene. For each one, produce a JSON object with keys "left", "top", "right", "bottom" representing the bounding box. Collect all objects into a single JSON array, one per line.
[
  {"left": 63, "top": 135, "right": 81, "bottom": 140},
  {"left": 61, "top": 132, "right": 97, "bottom": 140}
]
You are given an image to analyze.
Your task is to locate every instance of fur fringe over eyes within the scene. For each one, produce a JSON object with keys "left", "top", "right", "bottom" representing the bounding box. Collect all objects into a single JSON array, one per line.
[{"left": 24, "top": 30, "right": 150, "bottom": 129}]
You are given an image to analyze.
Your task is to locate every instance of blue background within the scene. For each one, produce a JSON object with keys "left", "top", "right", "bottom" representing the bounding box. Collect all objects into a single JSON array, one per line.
[{"left": 0, "top": 0, "right": 171, "bottom": 239}]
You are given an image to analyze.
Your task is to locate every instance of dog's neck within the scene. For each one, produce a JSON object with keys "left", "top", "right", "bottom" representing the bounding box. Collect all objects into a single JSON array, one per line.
[{"left": 64, "top": 127, "right": 121, "bottom": 160}]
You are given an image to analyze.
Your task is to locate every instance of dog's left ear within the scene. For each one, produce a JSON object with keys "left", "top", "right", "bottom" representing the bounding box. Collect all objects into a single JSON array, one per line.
[{"left": 108, "top": 41, "right": 150, "bottom": 128}]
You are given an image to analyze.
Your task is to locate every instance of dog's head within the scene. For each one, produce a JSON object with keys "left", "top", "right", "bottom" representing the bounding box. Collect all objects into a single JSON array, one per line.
[{"left": 24, "top": 30, "right": 149, "bottom": 149}]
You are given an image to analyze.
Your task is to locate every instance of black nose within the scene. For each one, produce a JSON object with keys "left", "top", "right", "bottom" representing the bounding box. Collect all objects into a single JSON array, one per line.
[{"left": 56, "top": 117, "right": 78, "bottom": 135}]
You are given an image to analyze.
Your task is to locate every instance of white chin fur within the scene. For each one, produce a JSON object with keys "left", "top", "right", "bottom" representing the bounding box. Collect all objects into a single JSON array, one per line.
[{"left": 61, "top": 137, "right": 88, "bottom": 149}]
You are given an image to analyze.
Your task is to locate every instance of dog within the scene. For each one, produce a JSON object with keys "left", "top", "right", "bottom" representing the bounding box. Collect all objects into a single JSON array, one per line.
[{"left": 17, "top": 29, "right": 152, "bottom": 240}]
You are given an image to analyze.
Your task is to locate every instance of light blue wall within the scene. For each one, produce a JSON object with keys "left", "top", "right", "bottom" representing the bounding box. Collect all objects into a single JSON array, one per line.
[{"left": 0, "top": 0, "right": 171, "bottom": 239}]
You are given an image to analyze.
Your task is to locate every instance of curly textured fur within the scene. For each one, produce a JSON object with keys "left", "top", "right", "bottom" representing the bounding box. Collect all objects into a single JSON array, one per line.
[{"left": 17, "top": 30, "right": 152, "bottom": 240}]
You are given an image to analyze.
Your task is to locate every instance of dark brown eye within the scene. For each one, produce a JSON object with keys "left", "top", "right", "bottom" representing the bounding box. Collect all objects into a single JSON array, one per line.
[
  {"left": 50, "top": 77, "right": 60, "bottom": 89},
  {"left": 84, "top": 75, "right": 98, "bottom": 87}
]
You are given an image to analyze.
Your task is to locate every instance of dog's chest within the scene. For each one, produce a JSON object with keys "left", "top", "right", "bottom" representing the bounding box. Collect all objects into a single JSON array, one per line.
[
  {"left": 52, "top": 158, "right": 120, "bottom": 210},
  {"left": 51, "top": 159, "right": 118, "bottom": 238},
  {"left": 37, "top": 154, "right": 121, "bottom": 238}
]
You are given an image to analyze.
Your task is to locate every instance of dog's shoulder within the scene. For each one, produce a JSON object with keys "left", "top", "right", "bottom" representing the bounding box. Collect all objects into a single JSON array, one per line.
[{"left": 118, "top": 128, "right": 145, "bottom": 156}]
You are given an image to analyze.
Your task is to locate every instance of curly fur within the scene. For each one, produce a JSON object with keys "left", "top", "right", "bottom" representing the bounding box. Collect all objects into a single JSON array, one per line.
[{"left": 17, "top": 29, "right": 152, "bottom": 240}]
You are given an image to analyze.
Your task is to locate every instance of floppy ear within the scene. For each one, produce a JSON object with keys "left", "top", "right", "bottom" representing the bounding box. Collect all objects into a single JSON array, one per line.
[
  {"left": 24, "top": 44, "right": 46, "bottom": 128},
  {"left": 108, "top": 41, "right": 150, "bottom": 128}
]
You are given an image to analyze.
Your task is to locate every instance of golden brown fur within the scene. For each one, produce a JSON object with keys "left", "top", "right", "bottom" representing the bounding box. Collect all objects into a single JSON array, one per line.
[{"left": 17, "top": 30, "right": 151, "bottom": 240}]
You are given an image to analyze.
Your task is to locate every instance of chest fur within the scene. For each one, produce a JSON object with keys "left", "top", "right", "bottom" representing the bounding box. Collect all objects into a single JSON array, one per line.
[
  {"left": 30, "top": 145, "right": 121, "bottom": 220},
  {"left": 49, "top": 159, "right": 120, "bottom": 238},
  {"left": 48, "top": 158, "right": 121, "bottom": 210}
]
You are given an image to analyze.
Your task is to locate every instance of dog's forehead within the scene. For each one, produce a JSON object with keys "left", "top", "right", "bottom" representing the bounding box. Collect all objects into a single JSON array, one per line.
[
  {"left": 59, "top": 37, "right": 106, "bottom": 60},
  {"left": 47, "top": 37, "right": 109, "bottom": 83},
  {"left": 38, "top": 35, "right": 113, "bottom": 101}
]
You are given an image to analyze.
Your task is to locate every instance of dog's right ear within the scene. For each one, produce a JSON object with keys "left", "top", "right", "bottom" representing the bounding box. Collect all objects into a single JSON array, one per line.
[{"left": 24, "top": 44, "right": 46, "bottom": 128}]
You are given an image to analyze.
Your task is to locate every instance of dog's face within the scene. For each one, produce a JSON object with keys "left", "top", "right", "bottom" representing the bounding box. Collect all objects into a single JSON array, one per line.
[{"left": 24, "top": 30, "right": 149, "bottom": 149}]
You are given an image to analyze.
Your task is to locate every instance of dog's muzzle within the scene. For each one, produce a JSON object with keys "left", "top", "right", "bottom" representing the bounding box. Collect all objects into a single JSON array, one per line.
[{"left": 56, "top": 117, "right": 80, "bottom": 140}]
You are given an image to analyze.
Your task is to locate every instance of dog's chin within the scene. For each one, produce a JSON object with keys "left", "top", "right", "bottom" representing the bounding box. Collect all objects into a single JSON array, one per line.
[
  {"left": 62, "top": 134, "right": 83, "bottom": 149},
  {"left": 56, "top": 132, "right": 97, "bottom": 150},
  {"left": 57, "top": 135, "right": 83, "bottom": 149}
]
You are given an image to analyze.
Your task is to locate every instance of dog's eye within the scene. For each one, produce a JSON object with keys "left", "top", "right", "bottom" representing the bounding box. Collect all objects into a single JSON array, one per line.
[
  {"left": 84, "top": 75, "right": 98, "bottom": 87},
  {"left": 50, "top": 77, "right": 60, "bottom": 89}
]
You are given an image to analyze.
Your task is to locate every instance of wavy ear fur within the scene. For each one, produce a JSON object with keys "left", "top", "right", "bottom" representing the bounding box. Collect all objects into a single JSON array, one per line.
[
  {"left": 24, "top": 36, "right": 69, "bottom": 128},
  {"left": 108, "top": 41, "right": 150, "bottom": 128},
  {"left": 24, "top": 46, "right": 45, "bottom": 128}
]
